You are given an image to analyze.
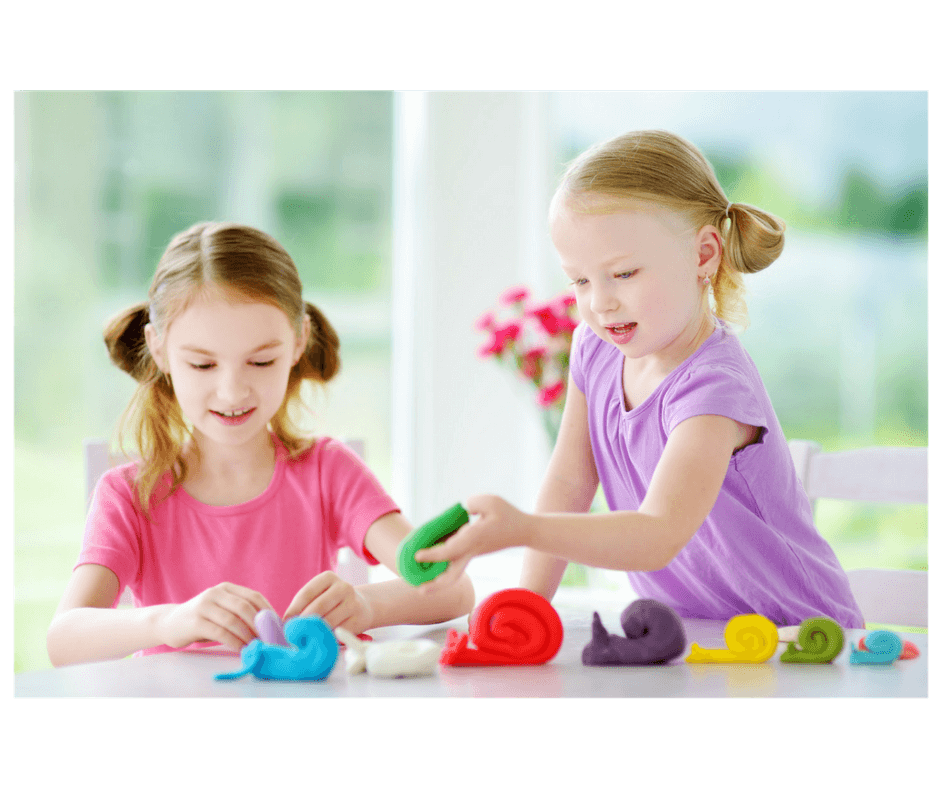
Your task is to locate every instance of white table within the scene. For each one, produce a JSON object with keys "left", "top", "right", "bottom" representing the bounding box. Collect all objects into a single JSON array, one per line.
[{"left": 15, "top": 596, "right": 927, "bottom": 698}]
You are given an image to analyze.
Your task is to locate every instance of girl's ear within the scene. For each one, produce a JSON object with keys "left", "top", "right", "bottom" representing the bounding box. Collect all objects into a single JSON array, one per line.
[
  {"left": 144, "top": 323, "right": 167, "bottom": 374},
  {"left": 696, "top": 224, "right": 723, "bottom": 278}
]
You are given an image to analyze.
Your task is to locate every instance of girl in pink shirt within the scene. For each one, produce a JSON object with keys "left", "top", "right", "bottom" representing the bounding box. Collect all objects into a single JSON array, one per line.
[
  {"left": 417, "top": 130, "right": 861, "bottom": 628},
  {"left": 47, "top": 222, "right": 474, "bottom": 666}
]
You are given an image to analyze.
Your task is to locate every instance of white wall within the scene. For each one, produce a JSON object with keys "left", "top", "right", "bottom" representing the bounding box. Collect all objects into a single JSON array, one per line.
[{"left": 391, "top": 91, "right": 561, "bottom": 536}]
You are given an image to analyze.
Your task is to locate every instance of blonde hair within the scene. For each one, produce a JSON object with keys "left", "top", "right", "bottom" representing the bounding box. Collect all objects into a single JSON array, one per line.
[
  {"left": 553, "top": 129, "right": 786, "bottom": 327},
  {"left": 103, "top": 221, "right": 340, "bottom": 515}
]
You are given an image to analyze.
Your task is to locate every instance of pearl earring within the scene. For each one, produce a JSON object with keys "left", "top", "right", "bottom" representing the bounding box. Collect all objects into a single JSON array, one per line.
[{"left": 703, "top": 275, "right": 711, "bottom": 288}]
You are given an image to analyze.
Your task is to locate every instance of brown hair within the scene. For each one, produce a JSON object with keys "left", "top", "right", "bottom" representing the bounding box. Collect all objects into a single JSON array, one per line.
[
  {"left": 103, "top": 221, "right": 340, "bottom": 515},
  {"left": 553, "top": 129, "right": 786, "bottom": 327}
]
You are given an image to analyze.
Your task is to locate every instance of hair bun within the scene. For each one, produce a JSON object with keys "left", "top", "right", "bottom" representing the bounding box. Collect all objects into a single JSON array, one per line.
[{"left": 726, "top": 203, "right": 786, "bottom": 274}]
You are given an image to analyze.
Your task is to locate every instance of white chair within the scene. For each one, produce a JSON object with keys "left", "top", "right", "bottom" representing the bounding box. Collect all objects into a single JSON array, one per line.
[
  {"left": 788, "top": 439, "right": 928, "bottom": 629},
  {"left": 84, "top": 437, "right": 371, "bottom": 607}
]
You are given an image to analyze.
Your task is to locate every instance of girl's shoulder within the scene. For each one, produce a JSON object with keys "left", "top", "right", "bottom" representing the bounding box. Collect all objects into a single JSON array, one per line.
[
  {"left": 685, "top": 323, "right": 761, "bottom": 383},
  {"left": 281, "top": 435, "right": 371, "bottom": 476},
  {"left": 659, "top": 325, "right": 770, "bottom": 432},
  {"left": 91, "top": 459, "right": 151, "bottom": 516},
  {"left": 95, "top": 459, "right": 141, "bottom": 492}
]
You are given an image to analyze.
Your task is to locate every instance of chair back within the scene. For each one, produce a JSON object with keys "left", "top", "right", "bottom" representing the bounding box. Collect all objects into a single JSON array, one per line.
[{"left": 787, "top": 439, "right": 927, "bottom": 629}]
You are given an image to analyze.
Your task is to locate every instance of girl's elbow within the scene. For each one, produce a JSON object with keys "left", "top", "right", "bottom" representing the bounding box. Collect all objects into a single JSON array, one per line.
[
  {"left": 652, "top": 552, "right": 676, "bottom": 572},
  {"left": 46, "top": 620, "right": 69, "bottom": 668}
]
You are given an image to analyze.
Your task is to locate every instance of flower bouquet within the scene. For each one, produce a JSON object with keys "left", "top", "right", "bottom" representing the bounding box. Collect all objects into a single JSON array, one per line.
[{"left": 475, "top": 286, "right": 580, "bottom": 444}]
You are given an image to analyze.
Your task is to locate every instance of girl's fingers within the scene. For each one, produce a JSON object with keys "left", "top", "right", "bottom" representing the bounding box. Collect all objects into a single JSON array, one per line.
[
  {"left": 414, "top": 544, "right": 448, "bottom": 563},
  {"left": 208, "top": 604, "right": 257, "bottom": 646},
  {"left": 236, "top": 586, "right": 275, "bottom": 615},
  {"left": 205, "top": 585, "right": 272, "bottom": 643},
  {"left": 296, "top": 575, "right": 352, "bottom": 621},
  {"left": 415, "top": 528, "right": 469, "bottom": 563},
  {"left": 419, "top": 555, "right": 471, "bottom": 594},
  {"left": 283, "top": 572, "right": 336, "bottom": 619}
]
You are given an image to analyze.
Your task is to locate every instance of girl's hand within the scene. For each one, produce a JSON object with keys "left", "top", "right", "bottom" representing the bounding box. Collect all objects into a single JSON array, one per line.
[
  {"left": 414, "top": 494, "right": 532, "bottom": 591},
  {"left": 283, "top": 571, "right": 375, "bottom": 635},
  {"left": 155, "top": 582, "right": 273, "bottom": 652}
]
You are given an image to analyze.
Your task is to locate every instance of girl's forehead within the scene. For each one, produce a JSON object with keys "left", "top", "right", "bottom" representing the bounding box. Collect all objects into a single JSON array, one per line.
[
  {"left": 165, "top": 287, "right": 293, "bottom": 345},
  {"left": 552, "top": 201, "right": 690, "bottom": 247}
]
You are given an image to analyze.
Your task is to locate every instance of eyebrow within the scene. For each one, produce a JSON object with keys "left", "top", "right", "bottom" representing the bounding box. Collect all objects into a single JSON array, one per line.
[
  {"left": 179, "top": 340, "right": 284, "bottom": 356},
  {"left": 562, "top": 255, "right": 636, "bottom": 276}
]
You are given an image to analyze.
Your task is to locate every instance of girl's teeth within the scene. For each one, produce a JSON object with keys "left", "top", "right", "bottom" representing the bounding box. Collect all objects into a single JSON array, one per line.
[{"left": 219, "top": 408, "right": 250, "bottom": 417}]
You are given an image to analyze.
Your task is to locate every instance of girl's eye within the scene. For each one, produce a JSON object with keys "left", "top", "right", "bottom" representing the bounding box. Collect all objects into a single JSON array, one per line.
[
  {"left": 615, "top": 270, "right": 638, "bottom": 280},
  {"left": 189, "top": 358, "right": 277, "bottom": 370},
  {"left": 571, "top": 278, "right": 588, "bottom": 287}
]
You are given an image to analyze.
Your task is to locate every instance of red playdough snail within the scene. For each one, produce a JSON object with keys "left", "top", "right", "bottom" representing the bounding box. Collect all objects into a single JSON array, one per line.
[{"left": 440, "top": 588, "right": 563, "bottom": 666}]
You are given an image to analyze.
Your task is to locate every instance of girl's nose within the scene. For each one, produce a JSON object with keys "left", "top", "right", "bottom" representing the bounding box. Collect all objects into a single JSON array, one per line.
[
  {"left": 591, "top": 284, "right": 619, "bottom": 314},
  {"left": 217, "top": 368, "right": 250, "bottom": 402}
]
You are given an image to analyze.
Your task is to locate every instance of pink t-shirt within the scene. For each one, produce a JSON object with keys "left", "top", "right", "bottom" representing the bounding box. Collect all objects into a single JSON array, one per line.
[{"left": 76, "top": 436, "right": 400, "bottom": 655}]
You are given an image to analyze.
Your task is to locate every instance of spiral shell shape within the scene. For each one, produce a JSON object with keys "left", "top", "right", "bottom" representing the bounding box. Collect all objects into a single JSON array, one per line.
[
  {"left": 582, "top": 599, "right": 686, "bottom": 665},
  {"left": 215, "top": 616, "right": 339, "bottom": 681},
  {"left": 685, "top": 614, "right": 779, "bottom": 664},
  {"left": 780, "top": 617, "right": 844, "bottom": 663},
  {"left": 850, "top": 630, "right": 903, "bottom": 665},
  {"left": 440, "top": 588, "right": 564, "bottom": 666}
]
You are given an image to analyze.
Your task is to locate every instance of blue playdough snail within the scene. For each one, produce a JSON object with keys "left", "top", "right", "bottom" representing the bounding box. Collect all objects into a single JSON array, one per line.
[{"left": 215, "top": 615, "right": 339, "bottom": 681}]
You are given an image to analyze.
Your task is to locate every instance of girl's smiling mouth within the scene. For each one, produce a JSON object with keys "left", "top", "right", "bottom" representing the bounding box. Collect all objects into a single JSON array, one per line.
[
  {"left": 211, "top": 407, "right": 256, "bottom": 425},
  {"left": 604, "top": 322, "right": 637, "bottom": 344}
]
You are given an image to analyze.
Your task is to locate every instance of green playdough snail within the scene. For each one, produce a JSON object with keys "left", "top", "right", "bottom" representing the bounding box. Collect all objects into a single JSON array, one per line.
[{"left": 397, "top": 503, "right": 470, "bottom": 585}]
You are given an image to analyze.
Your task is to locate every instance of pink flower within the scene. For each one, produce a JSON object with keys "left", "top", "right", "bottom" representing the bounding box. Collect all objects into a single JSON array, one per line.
[
  {"left": 552, "top": 292, "right": 577, "bottom": 312},
  {"left": 537, "top": 380, "right": 566, "bottom": 408},
  {"left": 520, "top": 347, "right": 546, "bottom": 381},
  {"left": 476, "top": 320, "right": 522, "bottom": 358},
  {"left": 499, "top": 286, "right": 530, "bottom": 306},
  {"left": 476, "top": 285, "right": 577, "bottom": 423},
  {"left": 526, "top": 304, "right": 561, "bottom": 335},
  {"left": 528, "top": 300, "right": 579, "bottom": 336},
  {"left": 474, "top": 310, "right": 497, "bottom": 332}
]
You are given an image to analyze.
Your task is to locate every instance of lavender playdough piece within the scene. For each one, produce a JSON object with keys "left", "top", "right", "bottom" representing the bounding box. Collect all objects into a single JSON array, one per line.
[
  {"left": 255, "top": 609, "right": 289, "bottom": 647},
  {"left": 582, "top": 599, "right": 686, "bottom": 665}
]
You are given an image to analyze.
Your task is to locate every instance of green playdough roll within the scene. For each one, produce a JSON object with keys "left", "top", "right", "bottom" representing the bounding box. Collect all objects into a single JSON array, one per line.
[{"left": 397, "top": 503, "right": 470, "bottom": 585}]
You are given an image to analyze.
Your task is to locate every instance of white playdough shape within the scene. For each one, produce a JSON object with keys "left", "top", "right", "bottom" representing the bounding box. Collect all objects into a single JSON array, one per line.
[
  {"left": 366, "top": 640, "right": 441, "bottom": 678},
  {"left": 334, "top": 629, "right": 440, "bottom": 678}
]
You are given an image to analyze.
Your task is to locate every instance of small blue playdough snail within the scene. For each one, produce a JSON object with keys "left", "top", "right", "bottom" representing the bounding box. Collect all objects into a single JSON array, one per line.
[{"left": 214, "top": 614, "right": 339, "bottom": 681}]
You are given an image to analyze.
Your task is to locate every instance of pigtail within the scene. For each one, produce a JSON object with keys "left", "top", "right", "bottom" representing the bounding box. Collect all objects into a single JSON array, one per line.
[
  {"left": 723, "top": 203, "right": 786, "bottom": 275},
  {"left": 712, "top": 203, "right": 786, "bottom": 330},
  {"left": 103, "top": 302, "right": 151, "bottom": 381},
  {"left": 268, "top": 300, "right": 342, "bottom": 458},
  {"left": 302, "top": 300, "right": 341, "bottom": 383},
  {"left": 105, "top": 301, "right": 190, "bottom": 516}
]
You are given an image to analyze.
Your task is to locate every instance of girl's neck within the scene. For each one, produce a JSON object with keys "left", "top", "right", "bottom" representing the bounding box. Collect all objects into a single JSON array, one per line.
[
  {"left": 182, "top": 429, "right": 278, "bottom": 506},
  {"left": 632, "top": 307, "right": 716, "bottom": 378}
]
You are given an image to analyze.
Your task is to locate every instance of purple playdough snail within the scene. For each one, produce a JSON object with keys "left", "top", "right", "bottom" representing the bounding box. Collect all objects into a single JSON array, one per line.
[{"left": 582, "top": 598, "right": 686, "bottom": 665}]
